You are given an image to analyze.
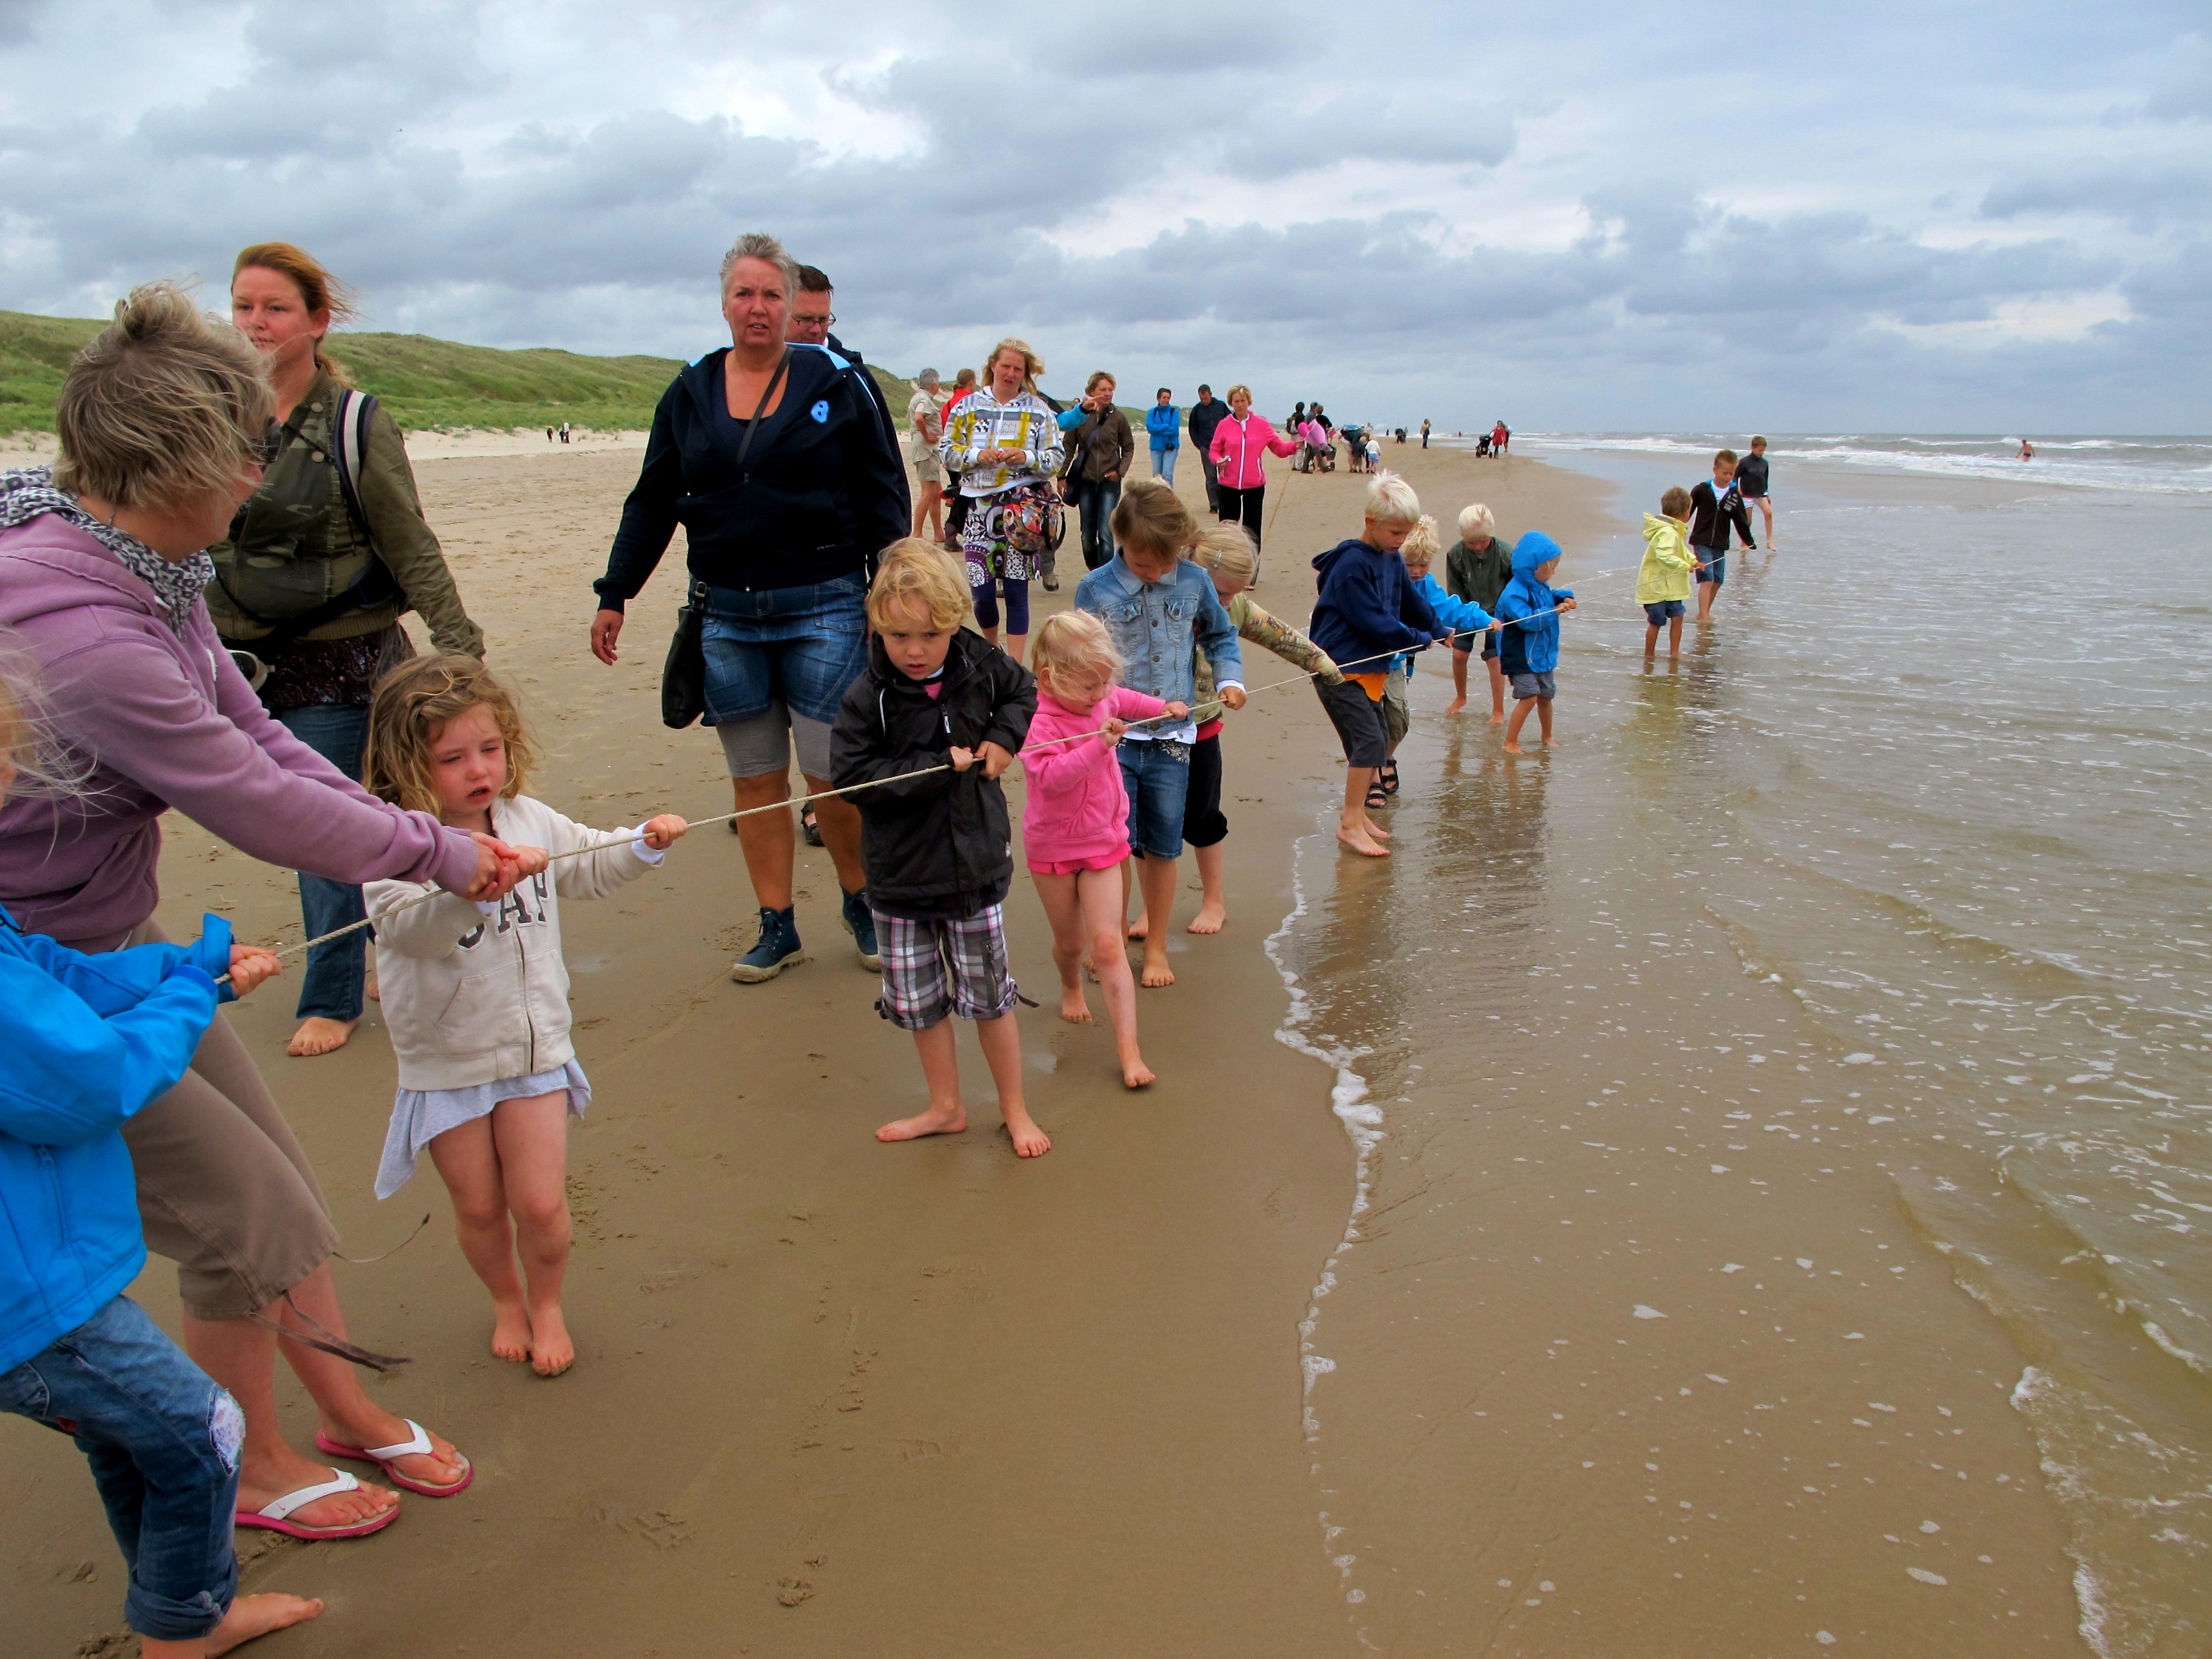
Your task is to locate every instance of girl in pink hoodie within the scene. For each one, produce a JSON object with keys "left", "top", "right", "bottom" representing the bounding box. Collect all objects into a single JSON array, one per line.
[{"left": 1019, "top": 611, "right": 1181, "bottom": 1088}]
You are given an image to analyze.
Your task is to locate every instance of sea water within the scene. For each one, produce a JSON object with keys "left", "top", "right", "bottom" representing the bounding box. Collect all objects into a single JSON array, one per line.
[{"left": 1277, "top": 438, "right": 2210, "bottom": 1653}]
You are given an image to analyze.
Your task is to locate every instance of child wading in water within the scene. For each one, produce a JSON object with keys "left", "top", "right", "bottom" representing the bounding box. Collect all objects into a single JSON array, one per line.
[
  {"left": 1493, "top": 532, "right": 1578, "bottom": 754},
  {"left": 1308, "top": 472, "right": 1452, "bottom": 856},
  {"left": 830, "top": 540, "right": 1047, "bottom": 1155},
  {"left": 363, "top": 657, "right": 688, "bottom": 1376},
  {"left": 1074, "top": 478, "right": 1244, "bottom": 980},
  {"left": 1020, "top": 611, "right": 1179, "bottom": 1086},
  {"left": 1638, "top": 486, "right": 1702, "bottom": 659},
  {"left": 1182, "top": 523, "right": 1339, "bottom": 931}
]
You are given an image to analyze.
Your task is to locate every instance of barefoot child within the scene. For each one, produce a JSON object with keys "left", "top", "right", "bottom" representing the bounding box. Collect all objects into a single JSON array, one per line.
[
  {"left": 1687, "top": 449, "right": 1755, "bottom": 623},
  {"left": 830, "top": 540, "right": 1048, "bottom": 1155},
  {"left": 1307, "top": 472, "right": 1452, "bottom": 857},
  {"left": 1, "top": 657, "right": 324, "bottom": 1658},
  {"left": 1020, "top": 611, "right": 1180, "bottom": 1086},
  {"left": 1639, "top": 486, "right": 1701, "bottom": 658},
  {"left": 1445, "top": 503, "right": 1515, "bottom": 720},
  {"left": 363, "top": 656, "right": 688, "bottom": 1376},
  {"left": 1376, "top": 515, "right": 1500, "bottom": 804},
  {"left": 1074, "top": 478, "right": 1244, "bottom": 981},
  {"left": 1182, "top": 523, "right": 1339, "bottom": 931},
  {"left": 1493, "top": 532, "right": 1578, "bottom": 753}
]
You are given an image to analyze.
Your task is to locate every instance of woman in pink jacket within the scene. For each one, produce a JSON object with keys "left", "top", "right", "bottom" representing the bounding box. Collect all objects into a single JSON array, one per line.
[
  {"left": 1018, "top": 611, "right": 1179, "bottom": 1091},
  {"left": 1205, "top": 384, "right": 1299, "bottom": 557}
]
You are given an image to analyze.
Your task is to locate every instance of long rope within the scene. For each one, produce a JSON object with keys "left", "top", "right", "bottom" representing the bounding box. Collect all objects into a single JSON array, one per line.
[{"left": 220, "top": 568, "right": 1624, "bottom": 980}]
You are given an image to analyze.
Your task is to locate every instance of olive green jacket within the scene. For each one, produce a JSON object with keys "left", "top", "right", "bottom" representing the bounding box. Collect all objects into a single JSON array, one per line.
[
  {"left": 1193, "top": 592, "right": 1341, "bottom": 712},
  {"left": 205, "top": 369, "right": 482, "bottom": 656}
]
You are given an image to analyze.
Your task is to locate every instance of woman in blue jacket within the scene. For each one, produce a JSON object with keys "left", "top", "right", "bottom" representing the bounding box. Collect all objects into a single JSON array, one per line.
[
  {"left": 1, "top": 670, "right": 319, "bottom": 1654},
  {"left": 1145, "top": 388, "right": 1181, "bottom": 484}
]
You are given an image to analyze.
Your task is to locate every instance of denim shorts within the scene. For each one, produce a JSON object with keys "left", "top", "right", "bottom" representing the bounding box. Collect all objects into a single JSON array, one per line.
[
  {"left": 1510, "top": 669, "right": 1558, "bottom": 702},
  {"left": 1313, "top": 677, "right": 1390, "bottom": 768},
  {"left": 1643, "top": 600, "right": 1684, "bottom": 624},
  {"left": 701, "top": 572, "right": 869, "bottom": 729},
  {"left": 1119, "top": 737, "right": 1191, "bottom": 859},
  {"left": 1694, "top": 548, "right": 1726, "bottom": 586}
]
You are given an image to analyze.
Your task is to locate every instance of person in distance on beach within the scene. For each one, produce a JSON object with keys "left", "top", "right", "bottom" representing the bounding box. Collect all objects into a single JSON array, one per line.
[
  {"left": 1061, "top": 371, "right": 1134, "bottom": 574},
  {"left": 1019, "top": 610, "right": 1178, "bottom": 1088},
  {"left": 1493, "top": 531, "right": 1577, "bottom": 754},
  {"left": 907, "top": 368, "right": 948, "bottom": 543},
  {"left": 361, "top": 656, "right": 688, "bottom": 1377},
  {"left": 592, "top": 231, "right": 907, "bottom": 987},
  {"left": 1188, "top": 383, "right": 1230, "bottom": 514},
  {"left": 1687, "top": 448, "right": 1755, "bottom": 623},
  {"left": 1206, "top": 383, "right": 1299, "bottom": 561},
  {"left": 1446, "top": 502, "right": 1515, "bottom": 720},
  {"left": 829, "top": 541, "right": 1047, "bottom": 1156},
  {"left": 1736, "top": 436, "right": 1775, "bottom": 550},
  {"left": 1075, "top": 480, "right": 1244, "bottom": 982},
  {"left": 1145, "top": 387, "right": 1181, "bottom": 484},
  {"left": 1307, "top": 472, "right": 1451, "bottom": 857},
  {"left": 940, "top": 338, "right": 1062, "bottom": 659},
  {"left": 1179, "top": 523, "right": 1341, "bottom": 934},
  {"left": 1638, "top": 485, "right": 1703, "bottom": 660}
]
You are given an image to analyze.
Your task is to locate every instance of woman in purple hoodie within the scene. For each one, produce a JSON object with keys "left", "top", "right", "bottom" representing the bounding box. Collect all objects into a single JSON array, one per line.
[{"left": 0, "top": 286, "right": 518, "bottom": 1539}]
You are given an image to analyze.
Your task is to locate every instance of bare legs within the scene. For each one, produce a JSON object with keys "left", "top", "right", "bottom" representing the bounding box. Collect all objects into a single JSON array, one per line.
[
  {"left": 1447, "top": 646, "right": 1470, "bottom": 714},
  {"left": 1336, "top": 768, "right": 1389, "bottom": 857},
  {"left": 1036, "top": 867, "right": 1151, "bottom": 1086},
  {"left": 1644, "top": 615, "right": 1684, "bottom": 659},
  {"left": 1503, "top": 695, "right": 1556, "bottom": 753},
  {"left": 913, "top": 480, "right": 943, "bottom": 542},
  {"left": 876, "top": 1013, "right": 1050, "bottom": 1156},
  {"left": 730, "top": 769, "right": 869, "bottom": 910},
  {"left": 1486, "top": 654, "right": 1508, "bottom": 722},
  {"left": 1188, "top": 840, "right": 1227, "bottom": 933},
  {"left": 1130, "top": 854, "right": 1180, "bottom": 985},
  {"left": 426, "top": 1092, "right": 575, "bottom": 1375}
]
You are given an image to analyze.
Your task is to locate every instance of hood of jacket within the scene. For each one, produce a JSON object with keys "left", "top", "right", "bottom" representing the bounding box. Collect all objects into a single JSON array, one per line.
[
  {"left": 1641, "top": 513, "right": 1686, "bottom": 557},
  {"left": 1511, "top": 531, "right": 1561, "bottom": 580},
  {"left": 1310, "top": 536, "right": 1368, "bottom": 584}
]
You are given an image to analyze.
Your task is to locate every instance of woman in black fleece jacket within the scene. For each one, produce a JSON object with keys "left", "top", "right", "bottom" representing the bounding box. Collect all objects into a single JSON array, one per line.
[{"left": 588, "top": 232, "right": 910, "bottom": 985}]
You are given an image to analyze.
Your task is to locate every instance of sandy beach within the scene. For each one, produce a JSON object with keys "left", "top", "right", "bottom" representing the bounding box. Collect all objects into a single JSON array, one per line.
[{"left": 2, "top": 436, "right": 2100, "bottom": 1657}]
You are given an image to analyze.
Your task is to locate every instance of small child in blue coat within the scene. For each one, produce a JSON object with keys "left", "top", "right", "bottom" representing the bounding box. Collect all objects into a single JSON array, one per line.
[
  {"left": 1493, "top": 531, "right": 1578, "bottom": 753},
  {"left": 0, "top": 662, "right": 319, "bottom": 1659},
  {"left": 1373, "top": 516, "right": 1500, "bottom": 798}
]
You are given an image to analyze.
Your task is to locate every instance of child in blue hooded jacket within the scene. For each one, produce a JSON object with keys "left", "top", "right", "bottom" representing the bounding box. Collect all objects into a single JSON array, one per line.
[
  {"left": 1493, "top": 531, "right": 1578, "bottom": 753},
  {"left": 0, "top": 668, "right": 320, "bottom": 1658},
  {"left": 1308, "top": 473, "right": 1452, "bottom": 856}
]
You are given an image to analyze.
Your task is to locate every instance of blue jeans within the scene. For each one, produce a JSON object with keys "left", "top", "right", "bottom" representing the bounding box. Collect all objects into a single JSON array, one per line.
[
  {"left": 1079, "top": 478, "right": 1122, "bottom": 571},
  {"left": 277, "top": 702, "right": 371, "bottom": 1022},
  {"left": 1150, "top": 446, "right": 1178, "bottom": 484},
  {"left": 700, "top": 573, "right": 870, "bottom": 726},
  {"left": 0, "top": 1296, "right": 242, "bottom": 1641},
  {"left": 1118, "top": 737, "right": 1192, "bottom": 860}
]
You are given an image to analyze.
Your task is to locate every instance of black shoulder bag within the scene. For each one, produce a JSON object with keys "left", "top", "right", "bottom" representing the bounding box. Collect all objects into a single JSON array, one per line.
[{"left": 662, "top": 350, "right": 791, "bottom": 730}]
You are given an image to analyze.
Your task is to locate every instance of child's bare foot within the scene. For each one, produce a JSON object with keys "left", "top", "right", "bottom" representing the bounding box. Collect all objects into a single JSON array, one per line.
[
  {"left": 877, "top": 1102, "right": 967, "bottom": 1142},
  {"left": 1337, "top": 825, "right": 1390, "bottom": 857},
  {"left": 1140, "top": 950, "right": 1176, "bottom": 988},
  {"left": 1059, "top": 987, "right": 1093, "bottom": 1024},
  {"left": 1362, "top": 816, "right": 1392, "bottom": 840},
  {"left": 1488, "top": 710, "right": 1506, "bottom": 725},
  {"left": 366, "top": 975, "right": 380, "bottom": 1003},
  {"left": 286, "top": 1016, "right": 358, "bottom": 1057},
  {"left": 1187, "top": 902, "right": 1226, "bottom": 934},
  {"left": 195, "top": 1591, "right": 326, "bottom": 1657},
  {"left": 1502, "top": 740, "right": 1525, "bottom": 754},
  {"left": 1544, "top": 737, "right": 1563, "bottom": 748},
  {"left": 1003, "top": 1106, "right": 1052, "bottom": 1158},
  {"left": 1119, "top": 1044, "right": 1155, "bottom": 1088},
  {"left": 528, "top": 1305, "right": 575, "bottom": 1378},
  {"left": 1444, "top": 695, "right": 1466, "bottom": 714},
  {"left": 1125, "top": 915, "right": 1149, "bottom": 941},
  {"left": 490, "top": 1296, "right": 531, "bottom": 1364}
]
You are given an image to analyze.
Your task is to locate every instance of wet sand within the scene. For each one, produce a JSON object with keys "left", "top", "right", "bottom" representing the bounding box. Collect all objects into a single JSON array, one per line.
[{"left": 2, "top": 437, "right": 2094, "bottom": 1656}]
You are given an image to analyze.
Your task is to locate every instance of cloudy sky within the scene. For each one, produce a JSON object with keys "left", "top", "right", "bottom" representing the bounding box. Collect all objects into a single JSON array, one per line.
[{"left": 2, "top": 1, "right": 2205, "bottom": 432}]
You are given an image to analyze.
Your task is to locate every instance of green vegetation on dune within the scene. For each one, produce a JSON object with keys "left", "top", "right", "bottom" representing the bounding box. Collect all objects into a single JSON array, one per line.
[{"left": 0, "top": 307, "right": 922, "bottom": 438}]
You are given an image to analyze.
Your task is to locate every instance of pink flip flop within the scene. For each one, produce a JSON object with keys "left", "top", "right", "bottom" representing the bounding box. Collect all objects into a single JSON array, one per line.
[
  {"left": 315, "top": 1419, "right": 474, "bottom": 1497},
  {"left": 235, "top": 1469, "right": 398, "bottom": 1539}
]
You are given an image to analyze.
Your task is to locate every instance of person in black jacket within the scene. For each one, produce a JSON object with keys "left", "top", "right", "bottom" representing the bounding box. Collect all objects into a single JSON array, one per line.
[
  {"left": 830, "top": 541, "right": 1047, "bottom": 1157},
  {"left": 1687, "top": 448, "right": 1756, "bottom": 623},
  {"left": 589, "top": 232, "right": 910, "bottom": 985},
  {"left": 1735, "top": 435, "right": 1774, "bottom": 550},
  {"left": 1188, "top": 384, "right": 1230, "bottom": 514}
]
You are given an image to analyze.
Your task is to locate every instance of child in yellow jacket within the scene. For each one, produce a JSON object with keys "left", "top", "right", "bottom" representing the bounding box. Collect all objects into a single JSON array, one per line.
[{"left": 1638, "top": 486, "right": 1705, "bottom": 659}]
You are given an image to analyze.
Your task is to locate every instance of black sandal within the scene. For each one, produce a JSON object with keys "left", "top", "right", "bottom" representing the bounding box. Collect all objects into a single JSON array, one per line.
[
  {"left": 1379, "top": 759, "right": 1400, "bottom": 797},
  {"left": 800, "top": 805, "right": 824, "bottom": 848},
  {"left": 1365, "top": 777, "right": 1390, "bottom": 811}
]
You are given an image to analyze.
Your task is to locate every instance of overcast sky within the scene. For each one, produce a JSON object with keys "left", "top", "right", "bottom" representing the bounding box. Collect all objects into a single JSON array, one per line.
[{"left": 2, "top": 1, "right": 2205, "bottom": 432}]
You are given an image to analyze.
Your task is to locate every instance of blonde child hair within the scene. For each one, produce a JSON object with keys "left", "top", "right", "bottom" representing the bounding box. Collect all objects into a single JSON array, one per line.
[
  {"left": 1028, "top": 610, "right": 1124, "bottom": 699},
  {"left": 1365, "top": 470, "right": 1421, "bottom": 527},
  {"left": 1189, "top": 522, "right": 1258, "bottom": 586},
  {"left": 1399, "top": 514, "right": 1443, "bottom": 569},
  {"left": 0, "top": 634, "right": 89, "bottom": 800},
  {"left": 866, "top": 538, "right": 973, "bottom": 631},
  {"left": 364, "top": 655, "right": 538, "bottom": 817},
  {"left": 1108, "top": 475, "right": 1195, "bottom": 560},
  {"left": 1456, "top": 501, "right": 1496, "bottom": 540}
]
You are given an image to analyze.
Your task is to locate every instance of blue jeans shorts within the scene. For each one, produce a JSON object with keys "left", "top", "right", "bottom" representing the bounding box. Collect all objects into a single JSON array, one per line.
[
  {"left": 1643, "top": 600, "right": 1684, "bottom": 625},
  {"left": 702, "top": 573, "right": 868, "bottom": 728},
  {"left": 1, "top": 1296, "right": 243, "bottom": 1641},
  {"left": 1694, "top": 548, "right": 1726, "bottom": 586},
  {"left": 1510, "top": 670, "right": 1558, "bottom": 702},
  {"left": 1119, "top": 737, "right": 1191, "bottom": 860}
]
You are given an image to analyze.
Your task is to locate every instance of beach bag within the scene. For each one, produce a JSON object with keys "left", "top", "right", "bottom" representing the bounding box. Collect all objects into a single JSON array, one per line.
[
  {"left": 660, "top": 350, "right": 789, "bottom": 729},
  {"left": 996, "top": 484, "right": 1063, "bottom": 555}
]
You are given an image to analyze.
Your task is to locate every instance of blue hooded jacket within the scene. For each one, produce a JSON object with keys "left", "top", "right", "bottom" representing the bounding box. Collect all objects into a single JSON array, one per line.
[
  {"left": 1309, "top": 538, "right": 1441, "bottom": 672},
  {"left": 1493, "top": 531, "right": 1574, "bottom": 676},
  {"left": 0, "top": 906, "right": 230, "bottom": 1372},
  {"left": 1145, "top": 403, "right": 1180, "bottom": 451}
]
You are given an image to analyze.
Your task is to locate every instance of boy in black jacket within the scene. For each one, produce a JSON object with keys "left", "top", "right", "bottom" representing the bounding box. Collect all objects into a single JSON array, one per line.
[
  {"left": 830, "top": 539, "right": 1047, "bottom": 1156},
  {"left": 1688, "top": 448, "right": 1757, "bottom": 623}
]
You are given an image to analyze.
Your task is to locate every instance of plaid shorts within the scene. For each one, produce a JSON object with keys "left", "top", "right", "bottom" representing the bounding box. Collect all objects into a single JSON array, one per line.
[{"left": 871, "top": 904, "right": 1020, "bottom": 1031}]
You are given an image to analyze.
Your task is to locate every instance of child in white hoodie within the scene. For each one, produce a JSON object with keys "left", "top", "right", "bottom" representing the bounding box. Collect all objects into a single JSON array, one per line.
[{"left": 362, "top": 657, "right": 687, "bottom": 1377}]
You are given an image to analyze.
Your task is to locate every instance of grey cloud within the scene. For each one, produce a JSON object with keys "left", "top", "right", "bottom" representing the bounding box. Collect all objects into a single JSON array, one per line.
[
  {"left": 2145, "top": 32, "right": 2210, "bottom": 120},
  {"left": 1981, "top": 163, "right": 2212, "bottom": 232}
]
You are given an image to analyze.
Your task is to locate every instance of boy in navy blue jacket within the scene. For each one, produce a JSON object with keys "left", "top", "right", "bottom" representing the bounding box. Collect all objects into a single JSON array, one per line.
[
  {"left": 0, "top": 677, "right": 319, "bottom": 1658},
  {"left": 1307, "top": 472, "right": 1453, "bottom": 857}
]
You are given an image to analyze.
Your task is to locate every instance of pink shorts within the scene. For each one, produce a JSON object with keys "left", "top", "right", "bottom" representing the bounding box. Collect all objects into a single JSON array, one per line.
[{"left": 1028, "top": 848, "right": 1130, "bottom": 876}]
